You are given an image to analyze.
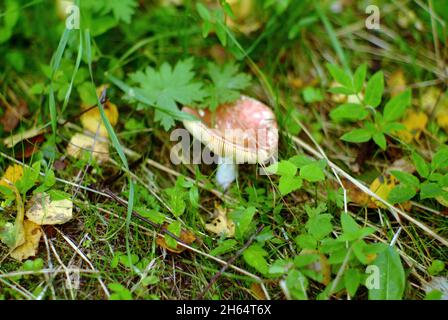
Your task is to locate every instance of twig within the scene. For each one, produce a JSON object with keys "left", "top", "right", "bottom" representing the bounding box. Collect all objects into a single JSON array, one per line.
[{"left": 197, "top": 225, "right": 265, "bottom": 300}]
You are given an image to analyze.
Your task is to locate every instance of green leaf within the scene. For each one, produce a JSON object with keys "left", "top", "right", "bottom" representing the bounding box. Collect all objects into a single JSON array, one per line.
[
  {"left": 98, "top": 0, "right": 138, "bottom": 23},
  {"left": 165, "top": 221, "right": 181, "bottom": 249},
  {"left": 344, "top": 268, "right": 361, "bottom": 296},
  {"left": 328, "top": 86, "right": 355, "bottom": 95},
  {"left": 295, "top": 234, "right": 317, "bottom": 250},
  {"left": 368, "top": 246, "right": 406, "bottom": 300},
  {"left": 326, "top": 64, "right": 353, "bottom": 89},
  {"left": 294, "top": 253, "right": 320, "bottom": 268},
  {"left": 128, "top": 58, "right": 206, "bottom": 130},
  {"left": 306, "top": 214, "right": 333, "bottom": 240},
  {"left": 341, "top": 212, "right": 360, "bottom": 235},
  {"left": 300, "top": 163, "right": 325, "bottom": 182},
  {"left": 302, "top": 86, "right": 324, "bottom": 103},
  {"left": 372, "top": 132, "right": 387, "bottom": 150},
  {"left": 243, "top": 244, "right": 269, "bottom": 275},
  {"left": 286, "top": 269, "right": 309, "bottom": 300},
  {"left": 420, "top": 182, "right": 444, "bottom": 199},
  {"left": 341, "top": 129, "right": 372, "bottom": 143},
  {"left": 210, "top": 239, "right": 238, "bottom": 256},
  {"left": 330, "top": 103, "right": 368, "bottom": 121},
  {"left": 412, "top": 152, "right": 430, "bottom": 178},
  {"left": 196, "top": 3, "right": 211, "bottom": 20},
  {"left": 279, "top": 175, "right": 303, "bottom": 196},
  {"left": 288, "top": 155, "right": 314, "bottom": 168},
  {"left": 229, "top": 206, "right": 256, "bottom": 240},
  {"left": 353, "top": 63, "right": 367, "bottom": 93},
  {"left": 388, "top": 185, "right": 417, "bottom": 204},
  {"left": 266, "top": 160, "right": 297, "bottom": 176},
  {"left": 203, "top": 62, "right": 251, "bottom": 111},
  {"left": 383, "top": 89, "right": 412, "bottom": 122},
  {"left": 431, "top": 148, "right": 448, "bottom": 170},
  {"left": 364, "top": 71, "right": 384, "bottom": 108},
  {"left": 428, "top": 260, "right": 445, "bottom": 275},
  {"left": 390, "top": 171, "right": 420, "bottom": 188}
]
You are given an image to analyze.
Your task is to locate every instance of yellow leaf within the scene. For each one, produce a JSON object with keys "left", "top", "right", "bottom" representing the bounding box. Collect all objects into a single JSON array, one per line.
[
  {"left": 436, "top": 187, "right": 448, "bottom": 208},
  {"left": 80, "top": 101, "right": 119, "bottom": 137},
  {"left": 0, "top": 164, "right": 23, "bottom": 188},
  {"left": 10, "top": 219, "right": 42, "bottom": 261},
  {"left": 387, "top": 70, "right": 406, "bottom": 96},
  {"left": 437, "top": 113, "right": 448, "bottom": 132},
  {"left": 26, "top": 193, "right": 73, "bottom": 225},
  {"left": 205, "top": 205, "right": 235, "bottom": 237},
  {"left": 66, "top": 133, "right": 110, "bottom": 163},
  {"left": 80, "top": 86, "right": 118, "bottom": 138},
  {"left": 369, "top": 175, "right": 396, "bottom": 209},
  {"left": 395, "top": 110, "right": 428, "bottom": 143}
]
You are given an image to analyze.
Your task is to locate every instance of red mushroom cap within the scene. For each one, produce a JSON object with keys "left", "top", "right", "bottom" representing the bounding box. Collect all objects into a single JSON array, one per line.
[{"left": 182, "top": 95, "right": 278, "bottom": 164}]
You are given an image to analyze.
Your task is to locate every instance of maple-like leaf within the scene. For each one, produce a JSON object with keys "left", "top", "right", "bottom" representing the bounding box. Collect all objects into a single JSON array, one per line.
[
  {"left": 203, "top": 62, "right": 252, "bottom": 111},
  {"left": 129, "top": 58, "right": 206, "bottom": 130},
  {"left": 98, "top": 0, "right": 138, "bottom": 24}
]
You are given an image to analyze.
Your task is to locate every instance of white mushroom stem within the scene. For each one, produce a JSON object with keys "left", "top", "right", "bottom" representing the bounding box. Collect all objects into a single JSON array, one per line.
[{"left": 216, "top": 156, "right": 238, "bottom": 191}]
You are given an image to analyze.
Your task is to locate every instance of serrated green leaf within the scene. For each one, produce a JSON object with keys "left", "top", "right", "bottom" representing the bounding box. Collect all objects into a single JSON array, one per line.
[
  {"left": 243, "top": 244, "right": 269, "bottom": 275},
  {"left": 279, "top": 175, "right": 303, "bottom": 195},
  {"left": 203, "top": 62, "right": 251, "bottom": 111},
  {"left": 300, "top": 163, "right": 325, "bottom": 182}
]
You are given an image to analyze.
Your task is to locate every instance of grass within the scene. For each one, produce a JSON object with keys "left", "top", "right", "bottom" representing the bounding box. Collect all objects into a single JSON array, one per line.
[{"left": 0, "top": 0, "right": 447, "bottom": 300}]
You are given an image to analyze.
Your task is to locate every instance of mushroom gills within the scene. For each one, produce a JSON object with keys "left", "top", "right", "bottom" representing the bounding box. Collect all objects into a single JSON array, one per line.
[{"left": 216, "top": 156, "right": 238, "bottom": 191}]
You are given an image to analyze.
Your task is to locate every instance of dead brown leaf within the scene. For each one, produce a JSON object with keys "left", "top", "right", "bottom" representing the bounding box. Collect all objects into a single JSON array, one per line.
[
  {"left": 156, "top": 223, "right": 196, "bottom": 254},
  {"left": 10, "top": 219, "right": 42, "bottom": 261}
]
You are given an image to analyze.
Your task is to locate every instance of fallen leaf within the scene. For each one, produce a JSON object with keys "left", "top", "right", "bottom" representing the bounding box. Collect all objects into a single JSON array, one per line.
[
  {"left": 421, "top": 87, "right": 442, "bottom": 113},
  {"left": 80, "top": 85, "right": 119, "bottom": 138},
  {"left": 369, "top": 175, "right": 397, "bottom": 209},
  {"left": 205, "top": 205, "right": 235, "bottom": 237},
  {"left": 225, "top": 0, "right": 260, "bottom": 34},
  {"left": 2, "top": 127, "right": 46, "bottom": 148},
  {"left": 10, "top": 219, "right": 42, "bottom": 261},
  {"left": 12, "top": 134, "right": 45, "bottom": 159},
  {"left": 0, "top": 184, "right": 25, "bottom": 250},
  {"left": 250, "top": 283, "right": 267, "bottom": 300},
  {"left": 66, "top": 133, "right": 110, "bottom": 163},
  {"left": 26, "top": 193, "right": 73, "bottom": 225},
  {"left": 0, "top": 100, "right": 29, "bottom": 132},
  {"left": 395, "top": 110, "right": 428, "bottom": 143},
  {"left": 156, "top": 223, "right": 196, "bottom": 254},
  {"left": 436, "top": 187, "right": 448, "bottom": 208},
  {"left": 387, "top": 70, "right": 406, "bottom": 96},
  {"left": 343, "top": 178, "right": 373, "bottom": 208},
  {"left": 0, "top": 164, "right": 23, "bottom": 188}
]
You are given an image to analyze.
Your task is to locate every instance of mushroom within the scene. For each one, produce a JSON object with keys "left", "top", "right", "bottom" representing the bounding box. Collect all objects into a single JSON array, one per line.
[{"left": 182, "top": 95, "right": 278, "bottom": 190}]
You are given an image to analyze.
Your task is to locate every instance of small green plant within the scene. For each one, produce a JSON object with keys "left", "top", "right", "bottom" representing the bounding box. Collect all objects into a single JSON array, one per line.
[
  {"left": 266, "top": 155, "right": 327, "bottom": 196},
  {"left": 388, "top": 147, "right": 448, "bottom": 204},
  {"left": 327, "top": 63, "right": 411, "bottom": 150},
  {"left": 108, "top": 283, "right": 133, "bottom": 300}
]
